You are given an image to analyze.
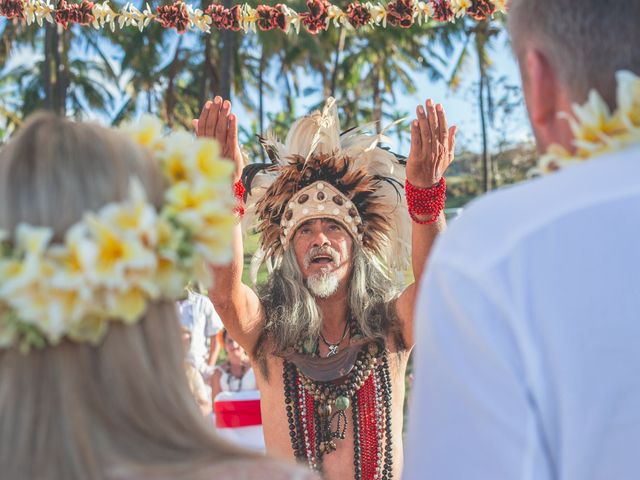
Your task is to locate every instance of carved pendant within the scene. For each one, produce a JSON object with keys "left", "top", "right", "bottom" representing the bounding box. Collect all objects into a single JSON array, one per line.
[{"left": 327, "top": 344, "right": 339, "bottom": 356}]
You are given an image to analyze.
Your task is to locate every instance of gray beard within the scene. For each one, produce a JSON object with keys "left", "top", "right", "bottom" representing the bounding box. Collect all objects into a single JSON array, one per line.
[{"left": 306, "top": 271, "right": 339, "bottom": 298}]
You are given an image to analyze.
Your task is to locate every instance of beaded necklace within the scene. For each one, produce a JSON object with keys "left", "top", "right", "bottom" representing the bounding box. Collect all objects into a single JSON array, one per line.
[
  {"left": 224, "top": 362, "right": 247, "bottom": 392},
  {"left": 282, "top": 323, "right": 394, "bottom": 479}
]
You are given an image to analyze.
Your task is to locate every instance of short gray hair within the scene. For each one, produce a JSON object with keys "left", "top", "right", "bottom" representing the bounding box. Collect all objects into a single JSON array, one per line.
[{"left": 508, "top": 0, "right": 640, "bottom": 106}]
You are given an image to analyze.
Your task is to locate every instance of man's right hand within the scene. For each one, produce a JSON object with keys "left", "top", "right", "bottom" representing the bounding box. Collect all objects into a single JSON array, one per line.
[{"left": 193, "top": 97, "right": 243, "bottom": 181}]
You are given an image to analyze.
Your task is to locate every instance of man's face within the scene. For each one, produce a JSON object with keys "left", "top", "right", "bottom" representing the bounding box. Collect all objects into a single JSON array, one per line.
[{"left": 292, "top": 218, "right": 353, "bottom": 298}]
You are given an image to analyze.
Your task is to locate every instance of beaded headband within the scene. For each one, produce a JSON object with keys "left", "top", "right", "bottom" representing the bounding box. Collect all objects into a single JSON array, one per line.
[
  {"left": 280, "top": 181, "right": 364, "bottom": 248},
  {"left": 0, "top": 116, "right": 235, "bottom": 351}
]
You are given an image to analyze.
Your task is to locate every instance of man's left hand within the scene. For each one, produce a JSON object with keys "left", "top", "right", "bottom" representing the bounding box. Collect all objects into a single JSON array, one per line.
[{"left": 406, "top": 99, "right": 457, "bottom": 188}]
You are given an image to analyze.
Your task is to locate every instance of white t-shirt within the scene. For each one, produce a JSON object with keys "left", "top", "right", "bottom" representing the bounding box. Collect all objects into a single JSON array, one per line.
[
  {"left": 177, "top": 291, "right": 223, "bottom": 371},
  {"left": 404, "top": 144, "right": 640, "bottom": 480}
]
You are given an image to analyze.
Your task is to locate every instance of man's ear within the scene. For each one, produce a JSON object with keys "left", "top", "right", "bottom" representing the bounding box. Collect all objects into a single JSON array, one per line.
[{"left": 524, "top": 49, "right": 561, "bottom": 149}]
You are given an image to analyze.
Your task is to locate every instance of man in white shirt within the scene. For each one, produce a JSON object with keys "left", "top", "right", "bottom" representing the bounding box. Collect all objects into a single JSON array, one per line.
[
  {"left": 404, "top": 1, "right": 640, "bottom": 479},
  {"left": 178, "top": 289, "right": 224, "bottom": 379}
]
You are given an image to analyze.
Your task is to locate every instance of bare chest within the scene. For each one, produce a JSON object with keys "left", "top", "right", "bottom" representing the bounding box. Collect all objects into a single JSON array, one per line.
[{"left": 253, "top": 348, "right": 409, "bottom": 480}]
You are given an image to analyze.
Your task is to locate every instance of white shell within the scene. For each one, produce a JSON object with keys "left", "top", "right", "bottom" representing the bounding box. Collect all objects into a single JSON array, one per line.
[
  {"left": 302, "top": 208, "right": 309, "bottom": 215},
  {"left": 317, "top": 205, "right": 325, "bottom": 211},
  {"left": 333, "top": 208, "right": 340, "bottom": 215},
  {"left": 345, "top": 216, "right": 352, "bottom": 223},
  {"left": 317, "top": 182, "right": 325, "bottom": 190},
  {"left": 289, "top": 202, "right": 295, "bottom": 209},
  {"left": 352, "top": 226, "right": 358, "bottom": 233}
]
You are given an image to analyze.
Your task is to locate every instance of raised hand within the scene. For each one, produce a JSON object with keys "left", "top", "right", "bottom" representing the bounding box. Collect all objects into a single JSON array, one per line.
[
  {"left": 193, "top": 96, "right": 243, "bottom": 180},
  {"left": 406, "top": 99, "right": 457, "bottom": 188}
]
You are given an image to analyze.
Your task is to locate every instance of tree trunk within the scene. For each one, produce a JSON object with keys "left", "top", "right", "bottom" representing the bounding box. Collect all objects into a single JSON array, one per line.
[
  {"left": 198, "top": 0, "right": 212, "bottom": 106},
  {"left": 258, "top": 44, "right": 266, "bottom": 162},
  {"left": 165, "top": 37, "right": 183, "bottom": 127},
  {"left": 43, "top": 22, "right": 68, "bottom": 116},
  {"left": 54, "top": 26, "right": 68, "bottom": 116},
  {"left": 43, "top": 24, "right": 54, "bottom": 111},
  {"left": 372, "top": 63, "right": 382, "bottom": 133},
  {"left": 199, "top": 34, "right": 212, "bottom": 106},
  {"left": 218, "top": 0, "right": 234, "bottom": 100},
  {"left": 479, "top": 70, "right": 490, "bottom": 192},
  {"left": 329, "top": 29, "right": 346, "bottom": 98}
]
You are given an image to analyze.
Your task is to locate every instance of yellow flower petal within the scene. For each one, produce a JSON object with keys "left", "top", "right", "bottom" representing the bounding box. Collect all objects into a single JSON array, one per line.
[{"left": 107, "top": 289, "right": 147, "bottom": 324}]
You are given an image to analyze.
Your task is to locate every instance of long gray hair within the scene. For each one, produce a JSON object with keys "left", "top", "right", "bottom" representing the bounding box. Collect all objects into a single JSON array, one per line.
[{"left": 256, "top": 242, "right": 401, "bottom": 362}]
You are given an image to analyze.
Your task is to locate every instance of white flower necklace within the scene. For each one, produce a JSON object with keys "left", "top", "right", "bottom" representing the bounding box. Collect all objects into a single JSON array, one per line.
[{"left": 540, "top": 70, "right": 640, "bottom": 173}]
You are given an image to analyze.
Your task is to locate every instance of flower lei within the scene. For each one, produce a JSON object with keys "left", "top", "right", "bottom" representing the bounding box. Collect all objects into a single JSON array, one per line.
[
  {"left": 1, "top": 0, "right": 506, "bottom": 34},
  {"left": 0, "top": 116, "right": 236, "bottom": 351},
  {"left": 540, "top": 70, "right": 640, "bottom": 173}
]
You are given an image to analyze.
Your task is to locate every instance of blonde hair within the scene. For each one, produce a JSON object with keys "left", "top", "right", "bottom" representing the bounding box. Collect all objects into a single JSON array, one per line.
[{"left": 0, "top": 112, "right": 248, "bottom": 479}]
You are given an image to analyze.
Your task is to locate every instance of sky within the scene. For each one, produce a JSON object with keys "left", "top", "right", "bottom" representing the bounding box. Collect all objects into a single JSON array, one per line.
[
  {"left": 235, "top": 28, "right": 533, "bottom": 156},
  {"left": 4, "top": 25, "right": 533, "bottom": 155}
]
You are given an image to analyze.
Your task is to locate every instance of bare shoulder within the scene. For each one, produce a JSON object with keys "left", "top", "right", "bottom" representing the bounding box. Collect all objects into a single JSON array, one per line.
[{"left": 198, "top": 458, "right": 318, "bottom": 480}]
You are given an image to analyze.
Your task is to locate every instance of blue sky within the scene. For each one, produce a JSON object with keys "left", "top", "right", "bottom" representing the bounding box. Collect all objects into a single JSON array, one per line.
[
  {"left": 4, "top": 26, "right": 533, "bottom": 155},
  {"left": 235, "top": 28, "right": 533, "bottom": 156}
]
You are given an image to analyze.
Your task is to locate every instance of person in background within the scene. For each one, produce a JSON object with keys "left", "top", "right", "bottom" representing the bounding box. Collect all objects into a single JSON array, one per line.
[
  {"left": 181, "top": 326, "right": 214, "bottom": 420},
  {"left": 177, "top": 284, "right": 223, "bottom": 381},
  {"left": 405, "top": 1, "right": 640, "bottom": 479},
  {"left": 210, "top": 329, "right": 264, "bottom": 453},
  {"left": 210, "top": 329, "right": 255, "bottom": 400}
]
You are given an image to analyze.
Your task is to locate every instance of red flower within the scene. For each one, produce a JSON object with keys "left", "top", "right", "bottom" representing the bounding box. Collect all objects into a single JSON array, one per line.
[
  {"left": 156, "top": 1, "right": 190, "bottom": 33},
  {"left": 387, "top": 0, "right": 414, "bottom": 28},
  {"left": 346, "top": 2, "right": 371, "bottom": 28},
  {"left": 256, "top": 4, "right": 286, "bottom": 31},
  {"left": 0, "top": 0, "right": 24, "bottom": 19},
  {"left": 206, "top": 2, "right": 241, "bottom": 31},
  {"left": 430, "top": 0, "right": 453, "bottom": 22},
  {"left": 55, "top": 0, "right": 95, "bottom": 29},
  {"left": 302, "top": 0, "right": 330, "bottom": 35},
  {"left": 466, "top": 0, "right": 496, "bottom": 20}
]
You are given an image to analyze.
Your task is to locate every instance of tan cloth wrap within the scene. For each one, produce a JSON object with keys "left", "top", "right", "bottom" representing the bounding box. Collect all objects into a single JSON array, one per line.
[{"left": 280, "top": 181, "right": 364, "bottom": 248}]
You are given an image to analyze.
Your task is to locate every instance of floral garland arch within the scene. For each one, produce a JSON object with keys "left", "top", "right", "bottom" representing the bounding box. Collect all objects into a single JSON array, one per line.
[{"left": 0, "top": 0, "right": 505, "bottom": 34}]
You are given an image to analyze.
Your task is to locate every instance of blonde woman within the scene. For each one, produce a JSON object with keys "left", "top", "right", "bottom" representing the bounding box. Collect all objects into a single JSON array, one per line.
[{"left": 0, "top": 112, "right": 316, "bottom": 480}]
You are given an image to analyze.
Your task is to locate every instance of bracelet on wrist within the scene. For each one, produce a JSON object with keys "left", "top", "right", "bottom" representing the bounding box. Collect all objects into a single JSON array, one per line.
[
  {"left": 233, "top": 179, "right": 245, "bottom": 217},
  {"left": 405, "top": 177, "right": 446, "bottom": 225}
]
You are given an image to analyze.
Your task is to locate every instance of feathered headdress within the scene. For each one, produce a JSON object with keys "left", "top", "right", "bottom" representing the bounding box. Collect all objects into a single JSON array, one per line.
[{"left": 241, "top": 98, "right": 411, "bottom": 283}]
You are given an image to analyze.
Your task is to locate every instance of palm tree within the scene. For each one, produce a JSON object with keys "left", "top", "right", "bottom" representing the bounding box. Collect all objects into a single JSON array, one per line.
[
  {"left": 447, "top": 17, "right": 502, "bottom": 192},
  {"left": 331, "top": 24, "right": 446, "bottom": 133}
]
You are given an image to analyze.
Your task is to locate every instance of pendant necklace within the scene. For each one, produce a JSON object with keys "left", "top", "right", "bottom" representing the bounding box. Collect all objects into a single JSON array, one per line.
[{"left": 319, "top": 320, "right": 350, "bottom": 357}]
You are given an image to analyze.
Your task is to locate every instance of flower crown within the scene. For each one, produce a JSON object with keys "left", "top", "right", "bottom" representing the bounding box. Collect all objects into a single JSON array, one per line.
[
  {"left": 540, "top": 70, "right": 640, "bottom": 173},
  {"left": 0, "top": 116, "right": 235, "bottom": 351}
]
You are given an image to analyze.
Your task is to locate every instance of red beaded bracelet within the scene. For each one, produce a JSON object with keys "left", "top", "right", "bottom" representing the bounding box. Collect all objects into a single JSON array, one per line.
[
  {"left": 233, "top": 179, "right": 245, "bottom": 217},
  {"left": 405, "top": 177, "right": 446, "bottom": 225}
]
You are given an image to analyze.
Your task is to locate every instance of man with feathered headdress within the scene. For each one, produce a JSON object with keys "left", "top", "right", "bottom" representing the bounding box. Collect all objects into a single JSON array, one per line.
[{"left": 194, "top": 96, "right": 455, "bottom": 480}]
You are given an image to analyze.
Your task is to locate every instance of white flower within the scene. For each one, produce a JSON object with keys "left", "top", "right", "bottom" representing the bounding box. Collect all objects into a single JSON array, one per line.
[
  {"left": 120, "top": 114, "right": 164, "bottom": 150},
  {"left": 451, "top": 0, "right": 472, "bottom": 17},
  {"left": 100, "top": 179, "right": 158, "bottom": 245},
  {"left": 157, "top": 131, "right": 198, "bottom": 182},
  {"left": 0, "top": 225, "right": 53, "bottom": 298},
  {"left": 616, "top": 70, "right": 640, "bottom": 130},
  {"left": 49, "top": 223, "right": 97, "bottom": 295},
  {"left": 84, "top": 214, "right": 157, "bottom": 289}
]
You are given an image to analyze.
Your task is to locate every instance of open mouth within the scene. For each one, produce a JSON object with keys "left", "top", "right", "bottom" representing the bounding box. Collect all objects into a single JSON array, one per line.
[{"left": 311, "top": 255, "right": 334, "bottom": 265}]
